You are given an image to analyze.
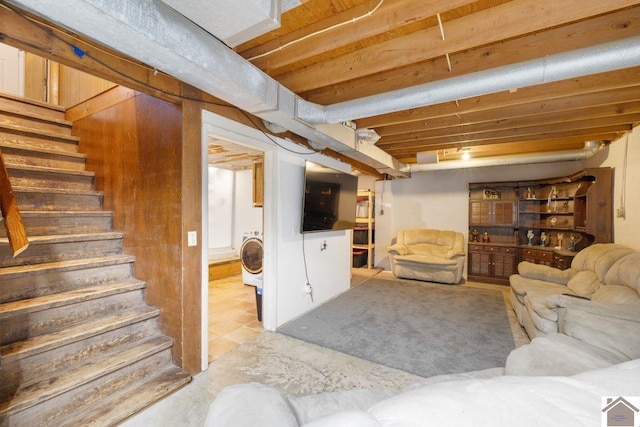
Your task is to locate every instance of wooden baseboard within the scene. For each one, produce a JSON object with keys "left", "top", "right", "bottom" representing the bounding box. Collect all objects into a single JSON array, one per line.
[{"left": 208, "top": 258, "right": 241, "bottom": 281}]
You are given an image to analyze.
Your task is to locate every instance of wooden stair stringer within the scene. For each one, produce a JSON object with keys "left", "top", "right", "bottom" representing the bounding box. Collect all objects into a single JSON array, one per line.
[{"left": 0, "top": 93, "right": 190, "bottom": 425}]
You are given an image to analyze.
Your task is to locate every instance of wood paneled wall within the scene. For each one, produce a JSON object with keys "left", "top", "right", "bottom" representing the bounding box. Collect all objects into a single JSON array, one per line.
[{"left": 69, "top": 87, "right": 202, "bottom": 373}]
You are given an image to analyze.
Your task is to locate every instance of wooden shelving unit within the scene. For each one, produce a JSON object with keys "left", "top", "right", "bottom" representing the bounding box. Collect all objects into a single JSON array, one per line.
[
  {"left": 468, "top": 167, "right": 612, "bottom": 284},
  {"left": 353, "top": 190, "right": 375, "bottom": 269}
]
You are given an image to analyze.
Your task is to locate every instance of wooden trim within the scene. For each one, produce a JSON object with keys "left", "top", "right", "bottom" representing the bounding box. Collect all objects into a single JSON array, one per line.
[{"left": 0, "top": 148, "right": 29, "bottom": 257}]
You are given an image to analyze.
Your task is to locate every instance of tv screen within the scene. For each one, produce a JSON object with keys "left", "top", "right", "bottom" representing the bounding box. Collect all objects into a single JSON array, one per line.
[{"left": 301, "top": 160, "right": 358, "bottom": 233}]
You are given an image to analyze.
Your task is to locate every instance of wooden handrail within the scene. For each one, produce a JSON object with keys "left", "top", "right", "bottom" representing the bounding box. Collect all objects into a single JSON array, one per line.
[{"left": 0, "top": 147, "right": 29, "bottom": 257}]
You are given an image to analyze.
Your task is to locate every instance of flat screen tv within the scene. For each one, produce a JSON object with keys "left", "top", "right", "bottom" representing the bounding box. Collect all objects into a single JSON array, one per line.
[{"left": 301, "top": 160, "right": 358, "bottom": 233}]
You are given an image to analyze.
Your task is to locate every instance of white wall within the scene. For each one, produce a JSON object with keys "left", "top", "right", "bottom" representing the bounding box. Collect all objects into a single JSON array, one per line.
[
  {"left": 273, "top": 153, "right": 353, "bottom": 325},
  {"left": 202, "top": 111, "right": 353, "bottom": 334},
  {"left": 374, "top": 161, "right": 581, "bottom": 269},
  {"left": 583, "top": 129, "right": 640, "bottom": 251},
  {"left": 374, "top": 132, "right": 640, "bottom": 268}
]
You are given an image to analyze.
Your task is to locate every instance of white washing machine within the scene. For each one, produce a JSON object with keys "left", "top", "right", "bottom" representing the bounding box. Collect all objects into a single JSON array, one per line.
[{"left": 240, "top": 230, "right": 263, "bottom": 287}]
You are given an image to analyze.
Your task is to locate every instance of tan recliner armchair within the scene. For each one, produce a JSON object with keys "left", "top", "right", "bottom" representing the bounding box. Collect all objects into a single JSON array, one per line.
[{"left": 387, "top": 229, "right": 466, "bottom": 284}]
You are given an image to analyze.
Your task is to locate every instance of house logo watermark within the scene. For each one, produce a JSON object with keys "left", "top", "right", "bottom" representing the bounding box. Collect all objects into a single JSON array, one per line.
[{"left": 602, "top": 397, "right": 640, "bottom": 426}]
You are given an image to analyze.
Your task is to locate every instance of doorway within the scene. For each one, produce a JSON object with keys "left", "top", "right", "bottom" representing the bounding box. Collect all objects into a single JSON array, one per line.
[{"left": 204, "top": 134, "right": 265, "bottom": 362}]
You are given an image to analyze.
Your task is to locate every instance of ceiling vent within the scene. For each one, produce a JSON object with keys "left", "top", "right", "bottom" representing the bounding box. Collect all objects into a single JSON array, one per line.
[{"left": 161, "top": 0, "right": 299, "bottom": 47}]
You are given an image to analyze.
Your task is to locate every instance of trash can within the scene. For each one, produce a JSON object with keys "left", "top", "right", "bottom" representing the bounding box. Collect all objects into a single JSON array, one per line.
[{"left": 255, "top": 286, "right": 263, "bottom": 321}]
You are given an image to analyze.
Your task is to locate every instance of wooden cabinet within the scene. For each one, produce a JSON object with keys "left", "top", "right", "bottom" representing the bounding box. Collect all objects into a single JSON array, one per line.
[
  {"left": 470, "top": 200, "right": 516, "bottom": 227},
  {"left": 252, "top": 159, "right": 264, "bottom": 208},
  {"left": 468, "top": 167, "right": 612, "bottom": 284},
  {"left": 352, "top": 191, "right": 375, "bottom": 269},
  {"left": 468, "top": 244, "right": 517, "bottom": 285}
]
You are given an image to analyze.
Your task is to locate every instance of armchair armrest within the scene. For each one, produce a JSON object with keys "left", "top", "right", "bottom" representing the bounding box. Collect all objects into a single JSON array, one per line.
[
  {"left": 517, "top": 261, "right": 575, "bottom": 285},
  {"left": 387, "top": 243, "right": 410, "bottom": 256}
]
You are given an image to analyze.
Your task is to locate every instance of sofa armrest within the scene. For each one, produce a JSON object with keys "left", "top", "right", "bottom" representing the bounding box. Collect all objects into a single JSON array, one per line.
[
  {"left": 547, "top": 294, "right": 640, "bottom": 360},
  {"left": 517, "top": 261, "right": 575, "bottom": 285},
  {"left": 446, "top": 248, "right": 466, "bottom": 259},
  {"left": 387, "top": 244, "right": 410, "bottom": 256}
]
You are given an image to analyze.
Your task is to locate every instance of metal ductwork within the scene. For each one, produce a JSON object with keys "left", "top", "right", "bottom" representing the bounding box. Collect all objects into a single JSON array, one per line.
[
  {"left": 6, "top": 0, "right": 640, "bottom": 176},
  {"left": 409, "top": 141, "right": 604, "bottom": 172},
  {"left": 296, "top": 36, "right": 640, "bottom": 124}
]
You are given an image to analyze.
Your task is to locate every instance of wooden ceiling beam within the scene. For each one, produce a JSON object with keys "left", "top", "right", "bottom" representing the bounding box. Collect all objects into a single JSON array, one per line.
[
  {"left": 277, "top": 0, "right": 638, "bottom": 92},
  {"left": 394, "top": 132, "right": 622, "bottom": 161},
  {"left": 375, "top": 86, "right": 640, "bottom": 137},
  {"left": 377, "top": 103, "right": 640, "bottom": 144},
  {"left": 383, "top": 126, "right": 630, "bottom": 155},
  {"left": 242, "top": 0, "right": 477, "bottom": 72},
  {"left": 303, "top": 6, "right": 640, "bottom": 104},
  {"left": 357, "top": 66, "right": 640, "bottom": 129}
]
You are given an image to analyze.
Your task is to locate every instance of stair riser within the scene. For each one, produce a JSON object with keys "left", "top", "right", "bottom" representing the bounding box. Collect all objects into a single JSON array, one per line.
[
  {"left": 1, "top": 290, "right": 147, "bottom": 346},
  {"left": 0, "top": 132, "right": 78, "bottom": 153},
  {"left": 0, "top": 237, "right": 123, "bottom": 267},
  {"left": 1, "top": 261, "right": 134, "bottom": 304},
  {"left": 9, "top": 349, "right": 174, "bottom": 425},
  {"left": 0, "top": 214, "right": 113, "bottom": 238},
  {"left": 0, "top": 96, "right": 65, "bottom": 121},
  {"left": 0, "top": 318, "right": 159, "bottom": 390},
  {"left": 15, "top": 190, "right": 103, "bottom": 211},
  {"left": 1, "top": 146, "right": 86, "bottom": 171},
  {"left": 0, "top": 113, "right": 71, "bottom": 136},
  {"left": 8, "top": 167, "right": 94, "bottom": 191}
]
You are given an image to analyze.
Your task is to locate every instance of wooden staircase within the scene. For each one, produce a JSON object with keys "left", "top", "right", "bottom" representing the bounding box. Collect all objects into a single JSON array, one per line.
[{"left": 0, "top": 92, "right": 191, "bottom": 426}]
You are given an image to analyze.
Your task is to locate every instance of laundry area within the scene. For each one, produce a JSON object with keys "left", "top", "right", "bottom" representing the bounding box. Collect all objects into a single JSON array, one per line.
[{"left": 206, "top": 138, "right": 265, "bottom": 361}]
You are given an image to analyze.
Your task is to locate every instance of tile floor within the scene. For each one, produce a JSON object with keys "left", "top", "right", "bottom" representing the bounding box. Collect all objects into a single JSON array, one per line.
[{"left": 207, "top": 275, "right": 263, "bottom": 362}]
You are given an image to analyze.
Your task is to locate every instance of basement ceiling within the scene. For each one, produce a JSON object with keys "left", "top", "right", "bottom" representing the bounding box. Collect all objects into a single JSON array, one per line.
[
  {"left": 228, "top": 0, "right": 640, "bottom": 166},
  {"left": 3, "top": 0, "right": 639, "bottom": 173}
]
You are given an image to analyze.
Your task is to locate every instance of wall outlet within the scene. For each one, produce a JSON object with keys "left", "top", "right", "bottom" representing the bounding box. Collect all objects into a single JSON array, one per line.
[
  {"left": 616, "top": 207, "right": 626, "bottom": 218},
  {"left": 187, "top": 231, "right": 197, "bottom": 246}
]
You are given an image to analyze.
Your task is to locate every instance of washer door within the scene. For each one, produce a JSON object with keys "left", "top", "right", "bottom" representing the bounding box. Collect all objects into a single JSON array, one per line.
[{"left": 240, "top": 237, "right": 263, "bottom": 275}]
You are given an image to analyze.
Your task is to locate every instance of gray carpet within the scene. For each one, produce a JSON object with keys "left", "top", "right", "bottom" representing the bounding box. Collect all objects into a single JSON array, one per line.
[{"left": 278, "top": 277, "right": 515, "bottom": 378}]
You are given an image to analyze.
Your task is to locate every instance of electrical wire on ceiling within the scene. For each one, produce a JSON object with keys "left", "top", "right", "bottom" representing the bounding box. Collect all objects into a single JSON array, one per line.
[{"left": 247, "top": 0, "right": 385, "bottom": 62}]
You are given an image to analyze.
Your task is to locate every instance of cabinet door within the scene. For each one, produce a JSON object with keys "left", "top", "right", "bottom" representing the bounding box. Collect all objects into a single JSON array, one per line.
[
  {"left": 493, "top": 249, "right": 516, "bottom": 279},
  {"left": 493, "top": 201, "right": 515, "bottom": 226},
  {"left": 469, "top": 250, "right": 491, "bottom": 277},
  {"left": 469, "top": 201, "right": 491, "bottom": 225}
]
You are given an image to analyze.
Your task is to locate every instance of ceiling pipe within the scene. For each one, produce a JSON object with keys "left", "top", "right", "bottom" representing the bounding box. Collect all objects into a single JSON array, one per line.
[
  {"left": 5, "top": 0, "right": 408, "bottom": 176},
  {"left": 409, "top": 141, "right": 604, "bottom": 172},
  {"left": 6, "top": 0, "right": 639, "bottom": 175},
  {"left": 297, "top": 36, "right": 640, "bottom": 124}
]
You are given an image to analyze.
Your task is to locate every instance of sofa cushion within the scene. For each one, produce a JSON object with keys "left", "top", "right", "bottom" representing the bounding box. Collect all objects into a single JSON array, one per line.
[
  {"left": 591, "top": 285, "right": 640, "bottom": 305},
  {"left": 516, "top": 261, "right": 575, "bottom": 285},
  {"left": 205, "top": 382, "right": 299, "bottom": 427},
  {"left": 571, "top": 243, "right": 635, "bottom": 281},
  {"left": 305, "top": 411, "right": 382, "bottom": 427},
  {"left": 505, "top": 333, "right": 626, "bottom": 376},
  {"left": 566, "top": 270, "right": 601, "bottom": 298},
  {"left": 393, "top": 254, "right": 458, "bottom": 267},
  {"left": 524, "top": 293, "right": 558, "bottom": 322},
  {"left": 510, "top": 275, "right": 567, "bottom": 298},
  {"left": 409, "top": 243, "right": 450, "bottom": 258},
  {"left": 548, "top": 295, "right": 640, "bottom": 360},
  {"left": 604, "top": 252, "right": 640, "bottom": 291},
  {"left": 290, "top": 389, "right": 394, "bottom": 425}
]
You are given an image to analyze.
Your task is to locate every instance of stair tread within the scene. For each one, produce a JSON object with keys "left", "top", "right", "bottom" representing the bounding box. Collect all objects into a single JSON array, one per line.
[
  {"left": 0, "top": 122, "right": 79, "bottom": 141},
  {"left": 65, "top": 365, "right": 191, "bottom": 427},
  {"left": 0, "top": 279, "right": 146, "bottom": 318},
  {"left": 0, "top": 305, "right": 160, "bottom": 362},
  {"left": 6, "top": 163, "right": 95, "bottom": 177},
  {"left": 13, "top": 185, "right": 103, "bottom": 196},
  {"left": 0, "top": 91, "right": 65, "bottom": 113},
  {"left": 0, "top": 139, "right": 86, "bottom": 158},
  {"left": 16, "top": 210, "right": 113, "bottom": 218},
  {"left": 0, "top": 104, "right": 72, "bottom": 127},
  {"left": 0, "top": 254, "right": 135, "bottom": 279},
  {"left": 0, "top": 335, "right": 174, "bottom": 416},
  {"left": 0, "top": 231, "right": 124, "bottom": 245}
]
